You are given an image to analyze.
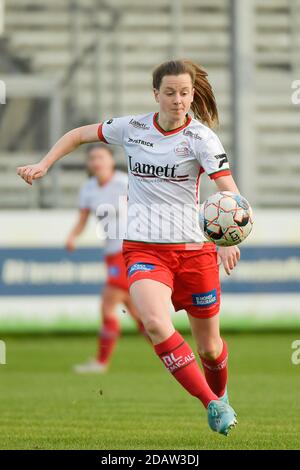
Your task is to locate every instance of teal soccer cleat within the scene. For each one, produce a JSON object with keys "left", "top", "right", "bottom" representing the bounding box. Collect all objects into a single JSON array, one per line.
[{"left": 207, "top": 400, "right": 238, "bottom": 436}]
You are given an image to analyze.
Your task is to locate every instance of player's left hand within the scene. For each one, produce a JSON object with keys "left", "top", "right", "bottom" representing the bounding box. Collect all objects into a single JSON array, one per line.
[{"left": 217, "top": 246, "right": 240, "bottom": 276}]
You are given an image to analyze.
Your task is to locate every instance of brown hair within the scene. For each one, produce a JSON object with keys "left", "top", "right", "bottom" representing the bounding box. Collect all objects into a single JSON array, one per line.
[{"left": 152, "top": 59, "right": 219, "bottom": 128}]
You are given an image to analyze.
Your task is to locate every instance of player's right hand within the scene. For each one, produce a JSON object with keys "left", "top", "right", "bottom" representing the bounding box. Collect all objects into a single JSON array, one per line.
[
  {"left": 66, "top": 237, "right": 76, "bottom": 252},
  {"left": 17, "top": 162, "right": 48, "bottom": 185}
]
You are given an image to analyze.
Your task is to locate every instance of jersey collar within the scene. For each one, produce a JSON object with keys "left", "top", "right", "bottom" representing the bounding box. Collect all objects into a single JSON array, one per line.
[{"left": 153, "top": 112, "right": 192, "bottom": 136}]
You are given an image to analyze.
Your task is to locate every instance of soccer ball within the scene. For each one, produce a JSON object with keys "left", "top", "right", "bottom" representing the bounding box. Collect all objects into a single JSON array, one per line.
[{"left": 199, "top": 191, "right": 254, "bottom": 246}]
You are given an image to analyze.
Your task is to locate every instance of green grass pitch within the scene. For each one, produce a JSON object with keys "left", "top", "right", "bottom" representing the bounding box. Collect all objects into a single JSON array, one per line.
[{"left": 1, "top": 332, "right": 300, "bottom": 450}]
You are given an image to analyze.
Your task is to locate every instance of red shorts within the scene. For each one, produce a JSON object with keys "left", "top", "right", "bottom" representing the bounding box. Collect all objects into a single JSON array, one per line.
[
  {"left": 105, "top": 251, "right": 129, "bottom": 292},
  {"left": 122, "top": 241, "right": 220, "bottom": 319}
]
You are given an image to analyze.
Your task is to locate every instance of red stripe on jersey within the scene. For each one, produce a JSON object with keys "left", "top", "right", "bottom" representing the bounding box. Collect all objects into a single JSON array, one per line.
[
  {"left": 168, "top": 178, "right": 189, "bottom": 182},
  {"left": 98, "top": 123, "right": 108, "bottom": 143},
  {"left": 153, "top": 113, "right": 192, "bottom": 136},
  {"left": 131, "top": 172, "right": 189, "bottom": 181},
  {"left": 209, "top": 169, "right": 231, "bottom": 180}
]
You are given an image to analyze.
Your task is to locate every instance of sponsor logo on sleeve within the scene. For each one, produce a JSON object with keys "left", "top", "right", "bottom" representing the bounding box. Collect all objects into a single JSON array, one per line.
[
  {"left": 192, "top": 288, "right": 217, "bottom": 307},
  {"left": 214, "top": 153, "right": 228, "bottom": 168},
  {"left": 106, "top": 119, "right": 114, "bottom": 124},
  {"left": 129, "top": 119, "right": 150, "bottom": 130},
  {"left": 128, "top": 262, "right": 155, "bottom": 277},
  {"left": 183, "top": 129, "right": 202, "bottom": 140}
]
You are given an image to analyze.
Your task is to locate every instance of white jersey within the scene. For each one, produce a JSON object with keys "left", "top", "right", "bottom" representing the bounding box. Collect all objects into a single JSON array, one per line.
[
  {"left": 98, "top": 112, "right": 231, "bottom": 245},
  {"left": 79, "top": 171, "right": 128, "bottom": 255}
]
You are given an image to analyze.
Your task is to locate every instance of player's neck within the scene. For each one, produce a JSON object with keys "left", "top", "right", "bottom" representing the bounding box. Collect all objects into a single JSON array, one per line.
[
  {"left": 156, "top": 112, "right": 187, "bottom": 132},
  {"left": 96, "top": 170, "right": 114, "bottom": 187}
]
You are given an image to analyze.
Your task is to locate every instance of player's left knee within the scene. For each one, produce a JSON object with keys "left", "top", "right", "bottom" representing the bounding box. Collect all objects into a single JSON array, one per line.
[{"left": 198, "top": 340, "right": 222, "bottom": 361}]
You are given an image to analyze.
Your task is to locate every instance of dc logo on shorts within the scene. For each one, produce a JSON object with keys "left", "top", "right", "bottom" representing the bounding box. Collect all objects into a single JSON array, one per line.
[
  {"left": 128, "top": 263, "right": 155, "bottom": 277},
  {"left": 192, "top": 289, "right": 217, "bottom": 307},
  {"left": 108, "top": 265, "right": 120, "bottom": 277}
]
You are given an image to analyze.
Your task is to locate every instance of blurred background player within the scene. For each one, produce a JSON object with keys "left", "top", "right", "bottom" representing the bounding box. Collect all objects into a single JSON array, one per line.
[{"left": 66, "top": 143, "right": 147, "bottom": 373}]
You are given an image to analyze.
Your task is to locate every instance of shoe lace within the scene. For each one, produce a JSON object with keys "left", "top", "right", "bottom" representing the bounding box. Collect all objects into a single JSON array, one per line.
[{"left": 211, "top": 402, "right": 228, "bottom": 417}]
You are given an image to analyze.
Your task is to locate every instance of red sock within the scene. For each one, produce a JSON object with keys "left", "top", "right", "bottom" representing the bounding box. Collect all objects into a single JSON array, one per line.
[
  {"left": 154, "top": 331, "right": 217, "bottom": 408},
  {"left": 199, "top": 339, "right": 228, "bottom": 397},
  {"left": 97, "top": 317, "right": 120, "bottom": 365}
]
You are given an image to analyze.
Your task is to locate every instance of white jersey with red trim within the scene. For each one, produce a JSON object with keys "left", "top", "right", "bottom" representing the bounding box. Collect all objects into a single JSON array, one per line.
[
  {"left": 79, "top": 171, "right": 128, "bottom": 255},
  {"left": 98, "top": 112, "right": 231, "bottom": 244}
]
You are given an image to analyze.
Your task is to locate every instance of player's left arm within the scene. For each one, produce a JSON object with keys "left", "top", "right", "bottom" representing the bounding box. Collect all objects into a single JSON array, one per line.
[
  {"left": 214, "top": 174, "right": 241, "bottom": 275},
  {"left": 214, "top": 174, "right": 240, "bottom": 194},
  {"left": 197, "top": 130, "right": 242, "bottom": 275}
]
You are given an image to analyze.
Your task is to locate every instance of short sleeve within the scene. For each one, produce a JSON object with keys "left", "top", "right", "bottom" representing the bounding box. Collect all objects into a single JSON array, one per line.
[
  {"left": 98, "top": 116, "right": 130, "bottom": 146},
  {"left": 78, "top": 182, "right": 91, "bottom": 210},
  {"left": 196, "top": 130, "right": 231, "bottom": 180}
]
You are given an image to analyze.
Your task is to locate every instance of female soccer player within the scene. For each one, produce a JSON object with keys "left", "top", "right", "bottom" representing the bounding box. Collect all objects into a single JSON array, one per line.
[
  {"left": 66, "top": 143, "right": 147, "bottom": 373},
  {"left": 17, "top": 59, "right": 240, "bottom": 436}
]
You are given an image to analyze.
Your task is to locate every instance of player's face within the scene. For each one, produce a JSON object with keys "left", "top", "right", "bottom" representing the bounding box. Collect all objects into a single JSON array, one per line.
[
  {"left": 87, "top": 149, "right": 114, "bottom": 177},
  {"left": 154, "top": 74, "right": 194, "bottom": 121}
]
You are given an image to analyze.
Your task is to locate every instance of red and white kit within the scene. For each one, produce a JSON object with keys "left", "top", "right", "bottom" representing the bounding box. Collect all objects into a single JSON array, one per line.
[
  {"left": 98, "top": 113, "right": 231, "bottom": 317},
  {"left": 79, "top": 171, "right": 129, "bottom": 291}
]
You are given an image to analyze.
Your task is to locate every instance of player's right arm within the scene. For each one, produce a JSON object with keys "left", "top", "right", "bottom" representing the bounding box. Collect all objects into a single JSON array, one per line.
[
  {"left": 17, "top": 116, "right": 130, "bottom": 185},
  {"left": 66, "top": 208, "right": 90, "bottom": 252},
  {"left": 17, "top": 124, "right": 100, "bottom": 185}
]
